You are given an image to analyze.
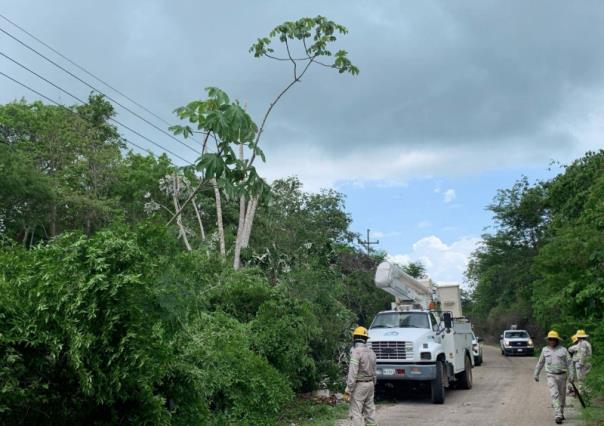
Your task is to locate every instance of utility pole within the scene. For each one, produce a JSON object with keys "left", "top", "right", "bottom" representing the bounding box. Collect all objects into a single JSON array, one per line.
[{"left": 358, "top": 228, "right": 379, "bottom": 254}]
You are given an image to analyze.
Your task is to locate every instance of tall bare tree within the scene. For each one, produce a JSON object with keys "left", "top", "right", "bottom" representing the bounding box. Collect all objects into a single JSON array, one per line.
[{"left": 170, "top": 16, "right": 358, "bottom": 268}]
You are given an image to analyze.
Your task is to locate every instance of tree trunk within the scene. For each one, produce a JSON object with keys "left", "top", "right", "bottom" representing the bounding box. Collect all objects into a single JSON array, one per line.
[
  {"left": 233, "top": 145, "right": 247, "bottom": 269},
  {"left": 241, "top": 197, "right": 258, "bottom": 248},
  {"left": 22, "top": 227, "right": 29, "bottom": 247},
  {"left": 192, "top": 200, "right": 206, "bottom": 241},
  {"left": 212, "top": 178, "right": 226, "bottom": 256},
  {"left": 233, "top": 194, "right": 247, "bottom": 269},
  {"left": 50, "top": 204, "right": 57, "bottom": 237},
  {"left": 172, "top": 173, "right": 192, "bottom": 251}
]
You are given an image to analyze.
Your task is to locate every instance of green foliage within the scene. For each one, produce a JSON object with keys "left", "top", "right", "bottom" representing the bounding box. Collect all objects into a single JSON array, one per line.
[
  {"left": 466, "top": 177, "right": 546, "bottom": 336},
  {"left": 252, "top": 298, "right": 318, "bottom": 391},
  {"left": 468, "top": 151, "right": 604, "bottom": 396},
  {"left": 402, "top": 261, "right": 427, "bottom": 279},
  {"left": 0, "top": 16, "right": 371, "bottom": 424},
  {"left": 250, "top": 16, "right": 359, "bottom": 75},
  {"left": 206, "top": 269, "right": 277, "bottom": 322},
  {"left": 0, "top": 96, "right": 124, "bottom": 242},
  {"left": 172, "top": 313, "right": 292, "bottom": 425},
  {"left": 0, "top": 229, "right": 296, "bottom": 424},
  {"left": 0, "top": 231, "right": 171, "bottom": 423},
  {"left": 170, "top": 87, "right": 269, "bottom": 200}
]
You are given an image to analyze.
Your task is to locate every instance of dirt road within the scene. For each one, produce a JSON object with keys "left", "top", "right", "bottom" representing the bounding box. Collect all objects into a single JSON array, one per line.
[{"left": 340, "top": 345, "right": 582, "bottom": 426}]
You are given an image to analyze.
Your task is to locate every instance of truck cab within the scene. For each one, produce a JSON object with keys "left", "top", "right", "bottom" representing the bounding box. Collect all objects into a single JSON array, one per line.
[
  {"left": 369, "top": 310, "right": 441, "bottom": 380},
  {"left": 369, "top": 262, "right": 475, "bottom": 404}
]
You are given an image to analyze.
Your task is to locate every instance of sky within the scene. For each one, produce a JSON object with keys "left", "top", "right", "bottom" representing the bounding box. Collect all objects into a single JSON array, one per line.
[{"left": 2, "top": 1, "right": 604, "bottom": 285}]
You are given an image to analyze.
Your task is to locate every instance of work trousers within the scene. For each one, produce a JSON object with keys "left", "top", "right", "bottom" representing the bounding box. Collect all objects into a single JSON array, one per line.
[
  {"left": 349, "top": 381, "right": 377, "bottom": 426},
  {"left": 575, "top": 363, "right": 591, "bottom": 393},
  {"left": 547, "top": 373, "right": 567, "bottom": 418}
]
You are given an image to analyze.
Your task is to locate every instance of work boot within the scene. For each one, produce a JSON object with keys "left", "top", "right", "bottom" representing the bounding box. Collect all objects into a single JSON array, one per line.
[{"left": 555, "top": 417, "right": 563, "bottom": 424}]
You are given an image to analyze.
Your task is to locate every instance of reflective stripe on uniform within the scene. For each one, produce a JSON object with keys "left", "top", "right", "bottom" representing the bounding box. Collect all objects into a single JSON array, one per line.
[{"left": 350, "top": 358, "right": 359, "bottom": 365}]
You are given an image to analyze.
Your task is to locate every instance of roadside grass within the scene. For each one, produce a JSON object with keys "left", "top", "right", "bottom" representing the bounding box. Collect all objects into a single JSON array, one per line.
[
  {"left": 582, "top": 396, "right": 604, "bottom": 426},
  {"left": 279, "top": 398, "right": 348, "bottom": 426}
]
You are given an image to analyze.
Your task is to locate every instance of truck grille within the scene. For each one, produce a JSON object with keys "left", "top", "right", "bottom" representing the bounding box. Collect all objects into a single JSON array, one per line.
[
  {"left": 370, "top": 341, "right": 413, "bottom": 360},
  {"left": 511, "top": 341, "right": 528, "bottom": 347}
]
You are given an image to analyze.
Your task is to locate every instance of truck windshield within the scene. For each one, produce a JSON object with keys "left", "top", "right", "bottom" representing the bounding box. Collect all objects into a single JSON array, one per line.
[
  {"left": 370, "top": 312, "right": 430, "bottom": 329},
  {"left": 505, "top": 331, "right": 529, "bottom": 338}
]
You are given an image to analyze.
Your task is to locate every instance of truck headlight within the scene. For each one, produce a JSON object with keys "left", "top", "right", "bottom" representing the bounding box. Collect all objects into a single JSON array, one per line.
[
  {"left": 420, "top": 352, "right": 431, "bottom": 360},
  {"left": 504, "top": 339, "right": 510, "bottom": 347},
  {"left": 527, "top": 339, "right": 534, "bottom": 347}
]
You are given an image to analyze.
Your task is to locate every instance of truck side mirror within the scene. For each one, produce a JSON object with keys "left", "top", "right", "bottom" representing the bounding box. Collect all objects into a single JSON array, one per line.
[
  {"left": 443, "top": 312, "right": 452, "bottom": 330},
  {"left": 499, "top": 335, "right": 503, "bottom": 340}
]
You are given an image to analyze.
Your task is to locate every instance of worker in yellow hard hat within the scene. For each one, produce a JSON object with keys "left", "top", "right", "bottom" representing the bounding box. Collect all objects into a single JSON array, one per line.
[
  {"left": 568, "top": 329, "right": 592, "bottom": 394},
  {"left": 534, "top": 331, "right": 574, "bottom": 424},
  {"left": 344, "top": 326, "right": 377, "bottom": 426},
  {"left": 567, "top": 334, "right": 579, "bottom": 396}
]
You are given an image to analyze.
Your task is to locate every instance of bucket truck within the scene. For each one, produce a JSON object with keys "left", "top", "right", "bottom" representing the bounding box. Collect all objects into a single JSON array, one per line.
[{"left": 368, "top": 261, "right": 474, "bottom": 404}]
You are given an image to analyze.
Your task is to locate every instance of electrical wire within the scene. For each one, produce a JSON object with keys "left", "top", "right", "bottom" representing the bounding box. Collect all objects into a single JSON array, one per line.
[
  {"left": 0, "top": 12, "right": 174, "bottom": 127},
  {"left": 0, "top": 25, "right": 201, "bottom": 157},
  {"left": 0, "top": 70, "right": 194, "bottom": 165}
]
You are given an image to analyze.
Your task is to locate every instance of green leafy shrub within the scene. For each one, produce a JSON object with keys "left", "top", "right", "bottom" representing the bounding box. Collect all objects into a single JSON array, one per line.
[
  {"left": 206, "top": 269, "right": 277, "bottom": 322},
  {"left": 251, "top": 298, "right": 318, "bottom": 391},
  {"left": 0, "top": 231, "right": 171, "bottom": 424},
  {"left": 0, "top": 229, "right": 294, "bottom": 425},
  {"left": 167, "top": 313, "right": 292, "bottom": 425}
]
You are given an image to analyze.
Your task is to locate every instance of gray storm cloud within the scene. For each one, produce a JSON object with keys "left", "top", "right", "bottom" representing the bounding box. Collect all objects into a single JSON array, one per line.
[{"left": 2, "top": 0, "right": 604, "bottom": 181}]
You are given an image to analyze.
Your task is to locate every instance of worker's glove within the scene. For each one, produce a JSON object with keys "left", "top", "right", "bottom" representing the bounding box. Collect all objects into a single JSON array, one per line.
[
  {"left": 343, "top": 386, "right": 351, "bottom": 402},
  {"left": 534, "top": 376, "right": 539, "bottom": 382}
]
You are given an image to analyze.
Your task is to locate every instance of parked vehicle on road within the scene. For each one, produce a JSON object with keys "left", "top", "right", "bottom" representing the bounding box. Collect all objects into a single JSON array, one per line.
[
  {"left": 369, "top": 261, "right": 475, "bottom": 404},
  {"left": 499, "top": 329, "right": 534, "bottom": 356},
  {"left": 472, "top": 333, "right": 483, "bottom": 366}
]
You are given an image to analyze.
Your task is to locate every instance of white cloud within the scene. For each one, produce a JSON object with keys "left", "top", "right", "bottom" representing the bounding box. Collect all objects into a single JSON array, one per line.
[
  {"left": 388, "top": 235, "right": 480, "bottom": 286},
  {"left": 256, "top": 132, "right": 591, "bottom": 191},
  {"left": 443, "top": 189, "right": 456, "bottom": 203},
  {"left": 370, "top": 230, "right": 401, "bottom": 239}
]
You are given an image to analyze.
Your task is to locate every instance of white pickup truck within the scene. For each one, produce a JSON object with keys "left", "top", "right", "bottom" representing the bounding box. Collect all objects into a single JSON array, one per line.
[{"left": 368, "top": 261, "right": 474, "bottom": 404}]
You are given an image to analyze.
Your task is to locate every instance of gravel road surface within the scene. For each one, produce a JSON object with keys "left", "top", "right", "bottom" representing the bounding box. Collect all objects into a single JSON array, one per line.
[{"left": 339, "top": 345, "right": 582, "bottom": 426}]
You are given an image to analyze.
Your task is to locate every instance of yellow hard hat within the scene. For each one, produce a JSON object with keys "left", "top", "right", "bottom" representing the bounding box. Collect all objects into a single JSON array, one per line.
[
  {"left": 571, "top": 334, "right": 578, "bottom": 343},
  {"left": 576, "top": 329, "right": 589, "bottom": 338},
  {"left": 546, "top": 330, "right": 561, "bottom": 341},
  {"left": 352, "top": 326, "right": 369, "bottom": 338}
]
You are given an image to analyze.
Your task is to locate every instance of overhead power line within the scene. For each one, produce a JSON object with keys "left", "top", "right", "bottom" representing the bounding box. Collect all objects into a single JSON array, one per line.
[
  {"left": 0, "top": 25, "right": 201, "bottom": 157},
  {"left": 0, "top": 69, "right": 193, "bottom": 165},
  {"left": 0, "top": 12, "right": 173, "bottom": 127}
]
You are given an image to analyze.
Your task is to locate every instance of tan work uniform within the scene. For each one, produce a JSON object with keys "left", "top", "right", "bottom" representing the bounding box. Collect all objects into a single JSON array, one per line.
[
  {"left": 346, "top": 342, "right": 377, "bottom": 426},
  {"left": 569, "top": 339, "right": 592, "bottom": 392},
  {"left": 534, "top": 345, "right": 574, "bottom": 419}
]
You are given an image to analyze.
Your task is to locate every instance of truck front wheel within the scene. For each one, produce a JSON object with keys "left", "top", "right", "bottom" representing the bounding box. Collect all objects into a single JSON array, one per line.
[
  {"left": 430, "top": 361, "right": 445, "bottom": 404},
  {"left": 456, "top": 355, "right": 473, "bottom": 390}
]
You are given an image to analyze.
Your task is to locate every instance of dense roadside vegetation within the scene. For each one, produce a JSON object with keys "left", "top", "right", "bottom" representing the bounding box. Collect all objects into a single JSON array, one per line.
[
  {"left": 466, "top": 151, "right": 604, "bottom": 401},
  {"left": 0, "top": 96, "right": 395, "bottom": 424}
]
